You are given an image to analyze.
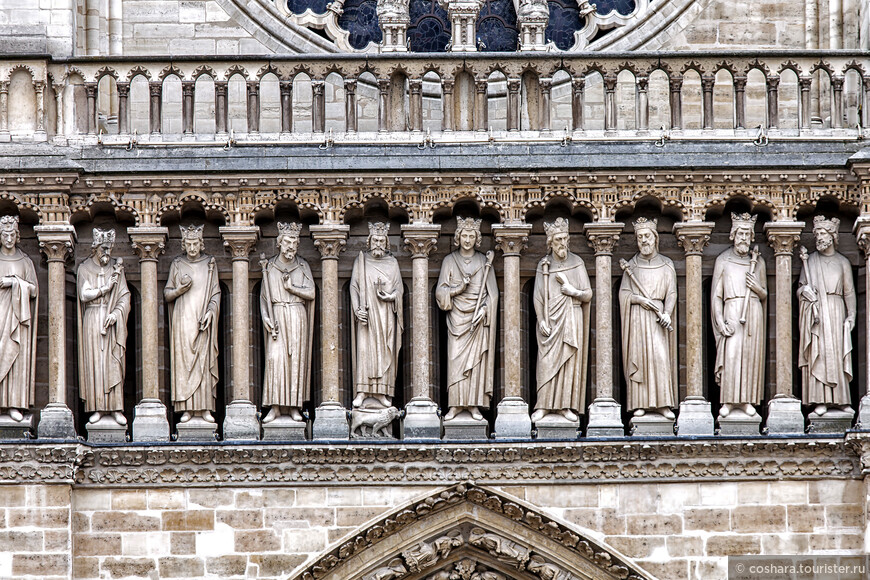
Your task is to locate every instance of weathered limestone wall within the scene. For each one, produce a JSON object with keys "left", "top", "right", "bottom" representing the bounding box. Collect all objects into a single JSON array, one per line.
[{"left": 2, "top": 480, "right": 863, "bottom": 580}]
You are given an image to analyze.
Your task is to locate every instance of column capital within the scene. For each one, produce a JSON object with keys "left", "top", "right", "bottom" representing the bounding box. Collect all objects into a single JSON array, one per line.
[
  {"left": 584, "top": 222, "right": 624, "bottom": 255},
  {"left": 854, "top": 216, "right": 870, "bottom": 255},
  {"left": 401, "top": 223, "right": 441, "bottom": 258},
  {"left": 492, "top": 223, "right": 532, "bottom": 257},
  {"left": 673, "top": 221, "right": 715, "bottom": 256},
  {"left": 128, "top": 226, "right": 169, "bottom": 262},
  {"left": 35, "top": 225, "right": 75, "bottom": 263},
  {"left": 310, "top": 224, "right": 349, "bottom": 260},
  {"left": 764, "top": 221, "right": 805, "bottom": 256},
  {"left": 220, "top": 225, "right": 260, "bottom": 260}
]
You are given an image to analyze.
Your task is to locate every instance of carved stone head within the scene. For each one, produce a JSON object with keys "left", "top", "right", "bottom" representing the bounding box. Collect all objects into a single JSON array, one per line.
[
  {"left": 180, "top": 224, "right": 205, "bottom": 260},
  {"left": 633, "top": 217, "right": 658, "bottom": 258},
  {"left": 276, "top": 222, "right": 302, "bottom": 261},
  {"left": 454, "top": 217, "right": 482, "bottom": 251},
  {"left": 92, "top": 227, "right": 116, "bottom": 265},
  {"left": 0, "top": 215, "right": 19, "bottom": 252},
  {"left": 813, "top": 215, "right": 840, "bottom": 250},
  {"left": 367, "top": 221, "right": 390, "bottom": 258}
]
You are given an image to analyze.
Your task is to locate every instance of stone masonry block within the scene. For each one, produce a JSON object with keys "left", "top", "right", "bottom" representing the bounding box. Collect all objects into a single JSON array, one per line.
[
  {"left": 161, "top": 510, "right": 215, "bottom": 531},
  {"left": 0, "top": 486, "right": 25, "bottom": 506},
  {"left": 825, "top": 505, "right": 863, "bottom": 529},
  {"left": 326, "top": 488, "right": 361, "bottom": 506},
  {"left": 234, "top": 530, "right": 280, "bottom": 552},
  {"left": 8, "top": 508, "right": 69, "bottom": 528},
  {"left": 684, "top": 509, "right": 730, "bottom": 532},
  {"left": 170, "top": 532, "right": 196, "bottom": 555},
  {"left": 91, "top": 512, "right": 160, "bottom": 532},
  {"left": 526, "top": 485, "right": 598, "bottom": 508},
  {"left": 12, "top": 554, "right": 69, "bottom": 577},
  {"left": 667, "top": 536, "right": 704, "bottom": 557},
  {"left": 216, "top": 509, "right": 263, "bottom": 529},
  {"left": 158, "top": 556, "right": 205, "bottom": 578},
  {"left": 73, "top": 533, "right": 122, "bottom": 556},
  {"left": 74, "top": 489, "right": 111, "bottom": 511},
  {"left": 787, "top": 505, "right": 825, "bottom": 533},
  {"left": 205, "top": 555, "right": 247, "bottom": 576},
  {"left": 605, "top": 536, "right": 665, "bottom": 559},
  {"left": 73, "top": 556, "right": 99, "bottom": 579},
  {"left": 188, "top": 489, "right": 233, "bottom": 508},
  {"left": 44, "top": 530, "right": 69, "bottom": 552},
  {"left": 283, "top": 528, "right": 327, "bottom": 553},
  {"left": 102, "top": 557, "right": 158, "bottom": 578},
  {"left": 249, "top": 554, "right": 307, "bottom": 577},
  {"left": 335, "top": 506, "right": 390, "bottom": 527},
  {"left": 27, "top": 485, "right": 70, "bottom": 507},
  {"left": 731, "top": 505, "right": 786, "bottom": 533},
  {"left": 626, "top": 514, "right": 682, "bottom": 535},
  {"left": 705, "top": 535, "right": 761, "bottom": 556},
  {"left": 265, "top": 507, "right": 334, "bottom": 528},
  {"left": 147, "top": 490, "right": 184, "bottom": 510},
  {"left": 111, "top": 490, "right": 147, "bottom": 510},
  {"left": 0, "top": 530, "right": 43, "bottom": 551}
]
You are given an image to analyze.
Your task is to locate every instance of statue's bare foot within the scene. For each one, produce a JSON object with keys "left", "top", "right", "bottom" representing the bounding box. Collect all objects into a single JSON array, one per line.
[
  {"left": 376, "top": 394, "right": 391, "bottom": 408},
  {"left": 9, "top": 408, "right": 24, "bottom": 422},
  {"left": 633, "top": 409, "right": 646, "bottom": 417},
  {"left": 262, "top": 407, "right": 279, "bottom": 423},
  {"left": 112, "top": 411, "right": 127, "bottom": 426},
  {"left": 352, "top": 393, "right": 366, "bottom": 408},
  {"left": 444, "top": 407, "right": 459, "bottom": 421},
  {"left": 561, "top": 409, "right": 578, "bottom": 422},
  {"left": 659, "top": 407, "right": 675, "bottom": 420},
  {"left": 89, "top": 412, "right": 102, "bottom": 424},
  {"left": 530, "top": 409, "right": 547, "bottom": 423},
  {"left": 719, "top": 404, "right": 732, "bottom": 418},
  {"left": 742, "top": 403, "right": 757, "bottom": 416},
  {"left": 469, "top": 407, "right": 483, "bottom": 421},
  {"left": 201, "top": 410, "right": 215, "bottom": 424},
  {"left": 289, "top": 407, "right": 304, "bottom": 421},
  {"left": 179, "top": 412, "right": 192, "bottom": 423},
  {"left": 814, "top": 404, "right": 827, "bottom": 416}
]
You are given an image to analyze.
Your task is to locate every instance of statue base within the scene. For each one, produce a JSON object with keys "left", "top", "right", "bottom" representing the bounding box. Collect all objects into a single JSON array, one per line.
[
  {"left": 0, "top": 413, "right": 34, "bottom": 440},
  {"left": 534, "top": 413, "right": 579, "bottom": 440},
  {"left": 132, "top": 400, "right": 171, "bottom": 442},
  {"left": 37, "top": 402, "right": 76, "bottom": 439},
  {"left": 312, "top": 401, "right": 349, "bottom": 440},
  {"left": 585, "top": 398, "right": 625, "bottom": 438},
  {"left": 443, "top": 413, "right": 488, "bottom": 440},
  {"left": 403, "top": 397, "right": 441, "bottom": 440},
  {"left": 717, "top": 409, "right": 762, "bottom": 436},
  {"left": 86, "top": 415, "right": 129, "bottom": 443},
  {"left": 808, "top": 407, "right": 855, "bottom": 434},
  {"left": 676, "top": 397, "right": 714, "bottom": 436},
  {"left": 494, "top": 397, "right": 532, "bottom": 439},
  {"left": 350, "top": 405, "right": 399, "bottom": 439},
  {"left": 856, "top": 396, "right": 870, "bottom": 430},
  {"left": 629, "top": 413, "right": 675, "bottom": 436},
  {"left": 175, "top": 417, "right": 218, "bottom": 442},
  {"left": 764, "top": 395, "right": 805, "bottom": 434},
  {"left": 262, "top": 416, "right": 308, "bottom": 441},
  {"left": 223, "top": 400, "right": 260, "bottom": 441}
]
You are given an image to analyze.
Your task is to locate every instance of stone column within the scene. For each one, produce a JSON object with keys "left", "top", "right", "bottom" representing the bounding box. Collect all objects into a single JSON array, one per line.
[
  {"left": 129, "top": 227, "right": 170, "bottom": 441},
  {"left": 764, "top": 221, "right": 806, "bottom": 434},
  {"left": 310, "top": 224, "right": 350, "bottom": 439},
  {"left": 854, "top": 218, "right": 870, "bottom": 428},
  {"left": 401, "top": 223, "right": 442, "bottom": 439},
  {"left": 0, "top": 81, "right": 10, "bottom": 141},
  {"left": 220, "top": 226, "right": 260, "bottom": 440},
  {"left": 493, "top": 223, "right": 533, "bottom": 439},
  {"left": 35, "top": 225, "right": 77, "bottom": 439},
  {"left": 34, "top": 81, "right": 45, "bottom": 135},
  {"left": 583, "top": 223, "right": 624, "bottom": 437},
  {"left": 673, "top": 221, "right": 715, "bottom": 436}
]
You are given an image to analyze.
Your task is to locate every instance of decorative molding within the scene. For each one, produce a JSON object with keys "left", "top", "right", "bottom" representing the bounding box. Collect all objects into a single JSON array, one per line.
[
  {"left": 402, "top": 223, "right": 442, "bottom": 258},
  {"left": 219, "top": 225, "right": 261, "bottom": 259},
  {"left": 492, "top": 224, "right": 532, "bottom": 257},
  {"left": 673, "top": 221, "right": 714, "bottom": 256},
  {"left": 583, "top": 222, "right": 624, "bottom": 255},
  {"left": 128, "top": 226, "right": 169, "bottom": 262},
  {"left": 310, "top": 224, "right": 350, "bottom": 259},
  {"left": 764, "top": 221, "right": 806, "bottom": 256}
]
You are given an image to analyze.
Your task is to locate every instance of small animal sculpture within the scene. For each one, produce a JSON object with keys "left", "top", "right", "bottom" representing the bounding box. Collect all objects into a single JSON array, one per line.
[{"left": 351, "top": 406, "right": 401, "bottom": 438}]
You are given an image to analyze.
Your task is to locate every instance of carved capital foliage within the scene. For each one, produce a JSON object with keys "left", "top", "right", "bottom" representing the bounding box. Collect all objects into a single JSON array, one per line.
[
  {"left": 402, "top": 223, "right": 441, "bottom": 258},
  {"left": 854, "top": 217, "right": 870, "bottom": 257},
  {"left": 128, "top": 226, "right": 169, "bottom": 262},
  {"left": 219, "top": 226, "right": 260, "bottom": 260},
  {"left": 764, "top": 221, "right": 805, "bottom": 256},
  {"left": 310, "top": 225, "right": 349, "bottom": 260},
  {"left": 583, "top": 222, "right": 624, "bottom": 255},
  {"left": 34, "top": 226, "right": 75, "bottom": 263},
  {"left": 673, "top": 222, "right": 714, "bottom": 256},
  {"left": 492, "top": 224, "right": 532, "bottom": 257}
]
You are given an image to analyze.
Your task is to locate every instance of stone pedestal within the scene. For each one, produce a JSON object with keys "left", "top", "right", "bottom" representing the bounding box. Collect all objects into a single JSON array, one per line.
[
  {"left": 132, "top": 399, "right": 171, "bottom": 442},
  {"left": 808, "top": 408, "right": 854, "bottom": 434},
  {"left": 312, "top": 401, "right": 350, "bottom": 440},
  {"left": 350, "top": 406, "right": 399, "bottom": 439},
  {"left": 443, "top": 415, "right": 488, "bottom": 440},
  {"left": 764, "top": 395, "right": 805, "bottom": 434},
  {"left": 676, "top": 397, "right": 715, "bottom": 436},
  {"left": 585, "top": 398, "right": 625, "bottom": 438},
  {"left": 494, "top": 396, "right": 531, "bottom": 439},
  {"left": 86, "top": 416, "right": 128, "bottom": 444},
  {"left": 0, "top": 414, "right": 34, "bottom": 440},
  {"left": 37, "top": 402, "right": 76, "bottom": 439},
  {"left": 403, "top": 397, "right": 441, "bottom": 440},
  {"left": 223, "top": 400, "right": 260, "bottom": 441},
  {"left": 534, "top": 414, "right": 579, "bottom": 440},
  {"left": 629, "top": 414, "right": 675, "bottom": 436},
  {"left": 718, "top": 410, "right": 762, "bottom": 436},
  {"left": 262, "top": 417, "right": 308, "bottom": 441},
  {"left": 175, "top": 418, "right": 218, "bottom": 442},
  {"left": 856, "top": 396, "right": 870, "bottom": 430}
]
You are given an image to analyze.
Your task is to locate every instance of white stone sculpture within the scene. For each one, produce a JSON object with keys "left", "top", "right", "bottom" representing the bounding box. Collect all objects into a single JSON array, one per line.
[
  {"left": 435, "top": 218, "right": 498, "bottom": 421},
  {"left": 351, "top": 222, "right": 404, "bottom": 409},
  {"left": 364, "top": 558, "right": 407, "bottom": 580},
  {"left": 402, "top": 530, "right": 464, "bottom": 573},
  {"left": 164, "top": 224, "right": 221, "bottom": 424},
  {"left": 260, "top": 222, "right": 316, "bottom": 423},
  {"left": 619, "top": 218, "right": 678, "bottom": 419},
  {"left": 531, "top": 218, "right": 592, "bottom": 424},
  {"left": 0, "top": 216, "right": 38, "bottom": 423},
  {"left": 467, "top": 527, "right": 529, "bottom": 568},
  {"left": 798, "top": 216, "right": 856, "bottom": 415},
  {"left": 711, "top": 213, "right": 767, "bottom": 417},
  {"left": 77, "top": 228, "right": 131, "bottom": 425}
]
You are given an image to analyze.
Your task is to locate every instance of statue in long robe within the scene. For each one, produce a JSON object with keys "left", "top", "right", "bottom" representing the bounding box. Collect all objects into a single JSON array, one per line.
[
  {"left": 712, "top": 213, "right": 767, "bottom": 418},
  {"left": 435, "top": 218, "right": 498, "bottom": 421},
  {"left": 619, "top": 218, "right": 678, "bottom": 419},
  {"left": 350, "top": 222, "right": 403, "bottom": 409},
  {"left": 0, "top": 216, "right": 37, "bottom": 423},
  {"left": 531, "top": 218, "right": 591, "bottom": 423},
  {"left": 260, "top": 222, "right": 315, "bottom": 423},
  {"left": 798, "top": 216, "right": 856, "bottom": 415},
  {"left": 164, "top": 224, "right": 220, "bottom": 424},
  {"left": 77, "top": 228, "right": 131, "bottom": 425}
]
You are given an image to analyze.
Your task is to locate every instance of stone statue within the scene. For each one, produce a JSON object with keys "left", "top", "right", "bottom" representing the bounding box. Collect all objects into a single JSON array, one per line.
[
  {"left": 711, "top": 213, "right": 767, "bottom": 418},
  {"left": 164, "top": 224, "right": 220, "bottom": 424},
  {"left": 364, "top": 558, "right": 407, "bottom": 580},
  {"left": 351, "top": 222, "right": 403, "bottom": 409},
  {"left": 531, "top": 218, "right": 592, "bottom": 424},
  {"left": 468, "top": 527, "right": 529, "bottom": 569},
  {"left": 77, "top": 228, "right": 131, "bottom": 426},
  {"left": 0, "top": 216, "right": 37, "bottom": 423},
  {"left": 377, "top": 0, "right": 409, "bottom": 20},
  {"left": 403, "top": 530, "right": 463, "bottom": 573},
  {"left": 798, "top": 216, "right": 856, "bottom": 416},
  {"left": 435, "top": 218, "right": 498, "bottom": 421},
  {"left": 260, "top": 222, "right": 315, "bottom": 423},
  {"left": 619, "top": 218, "right": 678, "bottom": 419}
]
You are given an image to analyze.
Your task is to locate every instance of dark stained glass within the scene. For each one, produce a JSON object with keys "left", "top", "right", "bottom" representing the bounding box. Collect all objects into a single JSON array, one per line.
[
  {"left": 408, "top": 0, "right": 451, "bottom": 52},
  {"left": 545, "top": 0, "right": 584, "bottom": 51},
  {"left": 288, "top": 0, "right": 328, "bottom": 15},
  {"left": 338, "top": 0, "right": 383, "bottom": 49},
  {"left": 593, "top": 0, "right": 635, "bottom": 15},
  {"left": 475, "top": 0, "right": 518, "bottom": 52}
]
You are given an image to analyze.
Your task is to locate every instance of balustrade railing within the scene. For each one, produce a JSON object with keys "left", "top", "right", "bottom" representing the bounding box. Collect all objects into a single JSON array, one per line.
[{"left": 0, "top": 51, "right": 868, "bottom": 146}]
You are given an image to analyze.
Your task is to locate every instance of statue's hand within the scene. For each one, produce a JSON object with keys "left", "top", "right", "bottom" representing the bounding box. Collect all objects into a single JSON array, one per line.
[
  {"left": 179, "top": 274, "right": 193, "bottom": 293},
  {"left": 377, "top": 289, "right": 395, "bottom": 302},
  {"left": 846, "top": 316, "right": 856, "bottom": 332},
  {"left": 539, "top": 321, "right": 551, "bottom": 337},
  {"left": 657, "top": 312, "right": 672, "bottom": 329},
  {"left": 745, "top": 272, "right": 762, "bottom": 294},
  {"left": 721, "top": 321, "right": 735, "bottom": 337},
  {"left": 560, "top": 281, "right": 579, "bottom": 297},
  {"left": 472, "top": 305, "right": 486, "bottom": 326},
  {"left": 800, "top": 285, "right": 818, "bottom": 302},
  {"left": 199, "top": 310, "right": 214, "bottom": 332},
  {"left": 0, "top": 276, "right": 13, "bottom": 289},
  {"left": 105, "top": 312, "right": 117, "bottom": 327},
  {"left": 356, "top": 308, "right": 368, "bottom": 325}
]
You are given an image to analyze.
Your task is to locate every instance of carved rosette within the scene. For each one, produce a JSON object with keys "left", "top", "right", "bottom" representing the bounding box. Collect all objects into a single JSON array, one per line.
[
  {"left": 402, "top": 223, "right": 441, "bottom": 258},
  {"left": 583, "top": 222, "right": 624, "bottom": 256},
  {"left": 673, "top": 222, "right": 714, "bottom": 256},
  {"left": 764, "top": 222, "right": 805, "bottom": 256},
  {"left": 128, "top": 226, "right": 169, "bottom": 263},
  {"left": 311, "top": 225, "right": 349, "bottom": 260},
  {"left": 492, "top": 224, "right": 532, "bottom": 257},
  {"left": 219, "top": 226, "right": 260, "bottom": 260}
]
